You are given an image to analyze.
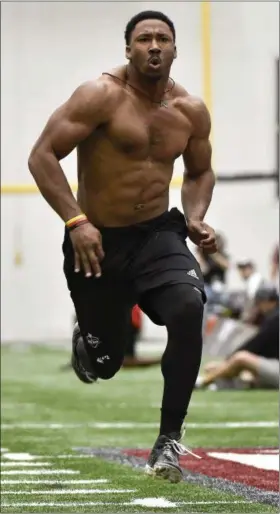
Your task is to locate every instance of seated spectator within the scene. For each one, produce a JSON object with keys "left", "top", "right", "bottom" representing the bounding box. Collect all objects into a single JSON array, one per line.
[{"left": 196, "top": 286, "right": 279, "bottom": 390}]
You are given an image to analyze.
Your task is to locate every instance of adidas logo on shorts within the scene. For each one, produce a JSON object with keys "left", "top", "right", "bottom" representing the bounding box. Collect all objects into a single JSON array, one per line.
[{"left": 187, "top": 269, "right": 199, "bottom": 279}]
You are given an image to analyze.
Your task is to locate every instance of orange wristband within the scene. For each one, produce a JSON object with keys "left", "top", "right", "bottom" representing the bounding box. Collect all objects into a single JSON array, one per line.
[{"left": 65, "top": 214, "right": 88, "bottom": 228}]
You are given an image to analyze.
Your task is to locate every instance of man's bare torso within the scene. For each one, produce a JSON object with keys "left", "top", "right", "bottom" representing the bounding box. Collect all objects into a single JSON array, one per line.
[{"left": 77, "top": 66, "right": 195, "bottom": 227}]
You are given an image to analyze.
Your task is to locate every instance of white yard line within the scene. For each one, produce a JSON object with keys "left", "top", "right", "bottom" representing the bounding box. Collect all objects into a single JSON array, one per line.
[
  {"left": 2, "top": 453, "right": 37, "bottom": 461},
  {"left": 1, "top": 421, "right": 277, "bottom": 429},
  {"left": 1, "top": 500, "right": 252, "bottom": 508},
  {"left": 1, "top": 470, "right": 80, "bottom": 475},
  {"left": 2, "top": 452, "right": 95, "bottom": 460},
  {"left": 1, "top": 479, "right": 108, "bottom": 485},
  {"left": 1, "top": 462, "right": 51, "bottom": 467},
  {"left": 2, "top": 488, "right": 136, "bottom": 495},
  {"left": 34, "top": 454, "right": 96, "bottom": 459}
]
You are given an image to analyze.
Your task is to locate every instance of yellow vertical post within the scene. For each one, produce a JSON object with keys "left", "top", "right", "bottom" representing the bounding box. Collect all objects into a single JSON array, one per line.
[{"left": 201, "top": 1, "right": 214, "bottom": 160}]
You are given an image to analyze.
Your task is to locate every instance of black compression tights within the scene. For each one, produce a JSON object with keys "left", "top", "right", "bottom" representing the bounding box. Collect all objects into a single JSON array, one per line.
[
  {"left": 151, "top": 284, "right": 204, "bottom": 435},
  {"left": 76, "top": 282, "right": 204, "bottom": 435}
]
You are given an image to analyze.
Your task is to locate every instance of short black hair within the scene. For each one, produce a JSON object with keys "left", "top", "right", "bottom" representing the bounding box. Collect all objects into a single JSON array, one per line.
[{"left": 125, "top": 11, "right": 176, "bottom": 45}]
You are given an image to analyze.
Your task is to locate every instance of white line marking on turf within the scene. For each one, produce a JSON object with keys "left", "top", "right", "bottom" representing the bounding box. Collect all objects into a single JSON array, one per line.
[
  {"left": 1, "top": 448, "right": 9, "bottom": 452},
  {"left": 1, "top": 462, "right": 51, "bottom": 467},
  {"left": 1, "top": 470, "right": 79, "bottom": 475},
  {"left": 209, "top": 452, "right": 279, "bottom": 471},
  {"left": 0, "top": 501, "right": 252, "bottom": 508},
  {"left": 2, "top": 489, "right": 136, "bottom": 495},
  {"left": 1, "top": 479, "right": 109, "bottom": 485},
  {"left": 1, "top": 421, "right": 277, "bottom": 429},
  {"left": 2, "top": 452, "right": 95, "bottom": 461},
  {"left": 2, "top": 453, "right": 37, "bottom": 461},
  {"left": 130, "top": 499, "right": 251, "bottom": 508},
  {"left": 34, "top": 454, "right": 96, "bottom": 459},
  {"left": 131, "top": 499, "right": 177, "bottom": 508}
]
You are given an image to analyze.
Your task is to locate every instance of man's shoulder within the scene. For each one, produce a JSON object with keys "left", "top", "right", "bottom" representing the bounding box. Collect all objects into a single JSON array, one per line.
[
  {"left": 97, "top": 65, "right": 127, "bottom": 97},
  {"left": 174, "top": 85, "right": 209, "bottom": 115},
  {"left": 73, "top": 67, "right": 126, "bottom": 106},
  {"left": 173, "top": 85, "right": 211, "bottom": 135}
]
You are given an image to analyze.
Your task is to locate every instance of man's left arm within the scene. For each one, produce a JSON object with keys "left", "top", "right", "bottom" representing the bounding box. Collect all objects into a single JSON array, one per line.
[{"left": 182, "top": 99, "right": 216, "bottom": 252}]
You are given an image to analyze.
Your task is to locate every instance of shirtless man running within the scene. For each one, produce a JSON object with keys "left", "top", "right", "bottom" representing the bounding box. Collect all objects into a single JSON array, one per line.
[{"left": 28, "top": 10, "right": 217, "bottom": 483}]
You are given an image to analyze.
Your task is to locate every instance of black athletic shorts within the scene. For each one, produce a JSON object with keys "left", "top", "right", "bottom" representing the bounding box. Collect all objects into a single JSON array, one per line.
[{"left": 62, "top": 208, "right": 205, "bottom": 336}]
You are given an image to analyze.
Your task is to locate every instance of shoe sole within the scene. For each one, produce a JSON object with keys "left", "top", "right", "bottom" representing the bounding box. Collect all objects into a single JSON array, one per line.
[{"left": 145, "top": 463, "right": 183, "bottom": 483}]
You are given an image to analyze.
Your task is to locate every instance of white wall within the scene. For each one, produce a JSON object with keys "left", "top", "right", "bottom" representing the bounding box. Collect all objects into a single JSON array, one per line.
[
  {"left": 211, "top": 2, "right": 279, "bottom": 173},
  {"left": 1, "top": 2, "right": 279, "bottom": 342}
]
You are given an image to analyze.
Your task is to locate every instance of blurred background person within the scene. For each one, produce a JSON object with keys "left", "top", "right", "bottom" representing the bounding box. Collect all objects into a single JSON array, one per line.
[
  {"left": 270, "top": 243, "right": 279, "bottom": 289},
  {"left": 236, "top": 260, "right": 265, "bottom": 322},
  {"left": 197, "top": 285, "right": 279, "bottom": 390},
  {"left": 237, "top": 260, "right": 265, "bottom": 302},
  {"left": 196, "top": 233, "right": 230, "bottom": 303}
]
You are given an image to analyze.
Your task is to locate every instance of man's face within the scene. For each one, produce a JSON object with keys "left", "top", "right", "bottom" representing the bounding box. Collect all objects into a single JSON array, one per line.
[
  {"left": 238, "top": 265, "right": 253, "bottom": 280},
  {"left": 126, "top": 19, "right": 177, "bottom": 79}
]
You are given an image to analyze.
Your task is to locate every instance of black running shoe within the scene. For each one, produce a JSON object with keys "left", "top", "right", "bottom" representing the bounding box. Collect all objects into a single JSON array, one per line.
[
  {"left": 145, "top": 431, "right": 201, "bottom": 483},
  {"left": 71, "top": 323, "right": 98, "bottom": 384}
]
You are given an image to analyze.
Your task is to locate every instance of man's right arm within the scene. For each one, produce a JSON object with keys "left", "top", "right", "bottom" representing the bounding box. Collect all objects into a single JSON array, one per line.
[{"left": 28, "top": 80, "right": 111, "bottom": 222}]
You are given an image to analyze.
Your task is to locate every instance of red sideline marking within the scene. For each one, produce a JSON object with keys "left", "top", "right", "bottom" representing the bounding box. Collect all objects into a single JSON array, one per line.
[{"left": 124, "top": 448, "right": 279, "bottom": 492}]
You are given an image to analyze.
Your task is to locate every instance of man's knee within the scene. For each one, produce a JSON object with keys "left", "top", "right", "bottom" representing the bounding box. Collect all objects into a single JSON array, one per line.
[
  {"left": 95, "top": 355, "right": 123, "bottom": 380},
  {"left": 166, "top": 285, "right": 204, "bottom": 328},
  {"left": 231, "top": 351, "right": 252, "bottom": 366}
]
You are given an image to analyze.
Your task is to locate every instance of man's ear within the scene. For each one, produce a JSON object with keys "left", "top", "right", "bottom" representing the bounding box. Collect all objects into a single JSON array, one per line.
[
  {"left": 125, "top": 45, "right": 131, "bottom": 60},
  {"left": 174, "top": 45, "right": 177, "bottom": 59}
]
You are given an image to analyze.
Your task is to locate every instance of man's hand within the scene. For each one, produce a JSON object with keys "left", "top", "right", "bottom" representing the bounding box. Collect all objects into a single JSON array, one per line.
[
  {"left": 70, "top": 223, "right": 105, "bottom": 277},
  {"left": 188, "top": 220, "right": 217, "bottom": 254}
]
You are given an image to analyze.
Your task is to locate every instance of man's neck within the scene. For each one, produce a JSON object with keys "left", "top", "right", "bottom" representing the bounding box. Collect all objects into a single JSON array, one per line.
[{"left": 126, "top": 63, "right": 170, "bottom": 102}]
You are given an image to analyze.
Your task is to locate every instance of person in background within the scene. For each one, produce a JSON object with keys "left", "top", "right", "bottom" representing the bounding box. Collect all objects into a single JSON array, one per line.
[
  {"left": 196, "top": 286, "right": 279, "bottom": 390},
  {"left": 196, "top": 233, "right": 230, "bottom": 302},
  {"left": 270, "top": 243, "right": 279, "bottom": 289},
  {"left": 237, "top": 260, "right": 264, "bottom": 302},
  {"left": 236, "top": 260, "right": 265, "bottom": 321}
]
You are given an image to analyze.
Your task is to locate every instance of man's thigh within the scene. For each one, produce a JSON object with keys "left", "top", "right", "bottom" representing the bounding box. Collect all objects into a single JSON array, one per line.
[
  {"left": 256, "top": 357, "right": 279, "bottom": 388},
  {"left": 134, "top": 229, "right": 206, "bottom": 319},
  {"left": 139, "top": 282, "right": 204, "bottom": 327}
]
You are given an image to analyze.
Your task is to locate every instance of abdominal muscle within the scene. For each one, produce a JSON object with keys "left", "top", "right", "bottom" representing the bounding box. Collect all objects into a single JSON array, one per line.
[{"left": 77, "top": 159, "right": 173, "bottom": 227}]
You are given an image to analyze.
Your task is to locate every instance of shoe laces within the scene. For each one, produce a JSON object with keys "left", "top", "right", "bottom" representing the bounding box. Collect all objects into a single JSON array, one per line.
[
  {"left": 164, "top": 439, "right": 201, "bottom": 459},
  {"left": 163, "top": 428, "right": 202, "bottom": 460}
]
